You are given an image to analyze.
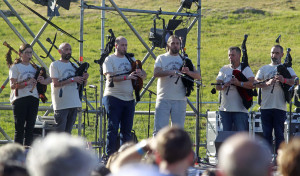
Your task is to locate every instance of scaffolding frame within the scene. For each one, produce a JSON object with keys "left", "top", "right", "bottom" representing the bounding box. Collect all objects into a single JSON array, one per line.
[{"left": 1, "top": 0, "right": 205, "bottom": 160}]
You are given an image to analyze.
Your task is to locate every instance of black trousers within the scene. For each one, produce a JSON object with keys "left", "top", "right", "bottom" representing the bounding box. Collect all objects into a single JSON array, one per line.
[{"left": 12, "top": 96, "right": 39, "bottom": 146}]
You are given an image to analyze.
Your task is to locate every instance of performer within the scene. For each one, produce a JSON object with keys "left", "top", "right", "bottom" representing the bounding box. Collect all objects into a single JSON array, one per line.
[
  {"left": 102, "top": 36, "right": 146, "bottom": 156},
  {"left": 255, "top": 45, "right": 297, "bottom": 153},
  {"left": 49, "top": 43, "right": 89, "bottom": 133},
  {"left": 9, "top": 43, "right": 51, "bottom": 146},
  {"left": 216, "top": 46, "right": 254, "bottom": 131},
  {"left": 153, "top": 35, "right": 201, "bottom": 135}
]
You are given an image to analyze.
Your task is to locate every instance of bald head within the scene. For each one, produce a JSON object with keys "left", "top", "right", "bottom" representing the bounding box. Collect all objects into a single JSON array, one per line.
[
  {"left": 218, "top": 133, "right": 272, "bottom": 176},
  {"left": 58, "top": 43, "right": 72, "bottom": 61}
]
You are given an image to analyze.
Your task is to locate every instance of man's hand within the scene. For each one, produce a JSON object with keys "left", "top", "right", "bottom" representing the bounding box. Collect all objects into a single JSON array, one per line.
[
  {"left": 266, "top": 78, "right": 276, "bottom": 86},
  {"left": 73, "top": 76, "right": 85, "bottom": 84},
  {"left": 181, "top": 67, "right": 190, "bottom": 74}
]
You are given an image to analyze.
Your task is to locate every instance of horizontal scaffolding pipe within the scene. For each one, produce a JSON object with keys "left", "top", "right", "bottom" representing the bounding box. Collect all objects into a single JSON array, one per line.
[
  {"left": 0, "top": 105, "right": 206, "bottom": 117},
  {"left": 83, "top": 4, "right": 200, "bottom": 17}
]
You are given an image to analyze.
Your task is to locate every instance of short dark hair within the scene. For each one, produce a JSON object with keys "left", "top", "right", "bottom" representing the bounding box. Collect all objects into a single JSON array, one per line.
[
  {"left": 273, "top": 45, "right": 283, "bottom": 53},
  {"left": 156, "top": 126, "right": 192, "bottom": 164},
  {"left": 19, "top": 43, "right": 32, "bottom": 53},
  {"left": 228, "top": 46, "right": 241, "bottom": 55}
]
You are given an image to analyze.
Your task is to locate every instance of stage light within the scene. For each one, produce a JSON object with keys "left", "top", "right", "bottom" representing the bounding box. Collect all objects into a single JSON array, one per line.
[
  {"left": 149, "top": 19, "right": 187, "bottom": 48},
  {"left": 181, "top": 0, "right": 198, "bottom": 9},
  {"left": 31, "top": 0, "right": 71, "bottom": 10}
]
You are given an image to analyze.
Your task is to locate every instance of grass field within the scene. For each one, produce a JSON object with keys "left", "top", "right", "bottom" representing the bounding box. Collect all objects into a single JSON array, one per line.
[{"left": 1, "top": 0, "right": 300, "bottom": 157}]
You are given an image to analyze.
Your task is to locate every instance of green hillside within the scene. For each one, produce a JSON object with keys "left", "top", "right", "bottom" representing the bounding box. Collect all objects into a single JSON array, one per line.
[{"left": 1, "top": 0, "right": 300, "bottom": 156}]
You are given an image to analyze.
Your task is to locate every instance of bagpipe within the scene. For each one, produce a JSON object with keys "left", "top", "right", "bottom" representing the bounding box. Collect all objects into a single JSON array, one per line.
[
  {"left": 108, "top": 53, "right": 144, "bottom": 102},
  {"left": 175, "top": 37, "right": 196, "bottom": 97},
  {"left": 125, "top": 53, "right": 143, "bottom": 102},
  {"left": 3, "top": 41, "right": 48, "bottom": 103},
  {"left": 275, "top": 48, "right": 293, "bottom": 103},
  {"left": 45, "top": 38, "right": 89, "bottom": 100},
  {"left": 94, "top": 29, "right": 116, "bottom": 74},
  {"left": 234, "top": 34, "right": 255, "bottom": 109}
]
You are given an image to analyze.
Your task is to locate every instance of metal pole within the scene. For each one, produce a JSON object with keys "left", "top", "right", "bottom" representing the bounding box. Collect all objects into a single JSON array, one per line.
[
  {"left": 195, "top": 0, "right": 202, "bottom": 162},
  {"left": 99, "top": 0, "right": 106, "bottom": 159},
  {"left": 83, "top": 4, "right": 199, "bottom": 17}
]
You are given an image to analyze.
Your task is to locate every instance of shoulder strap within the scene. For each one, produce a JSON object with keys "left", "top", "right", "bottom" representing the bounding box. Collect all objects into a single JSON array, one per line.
[{"left": 124, "top": 53, "right": 134, "bottom": 64}]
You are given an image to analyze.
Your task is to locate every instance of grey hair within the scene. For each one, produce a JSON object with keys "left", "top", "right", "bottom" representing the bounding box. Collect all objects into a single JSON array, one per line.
[
  {"left": 26, "top": 133, "right": 98, "bottom": 176},
  {"left": 218, "top": 133, "right": 272, "bottom": 176},
  {"left": 0, "top": 143, "right": 26, "bottom": 164}
]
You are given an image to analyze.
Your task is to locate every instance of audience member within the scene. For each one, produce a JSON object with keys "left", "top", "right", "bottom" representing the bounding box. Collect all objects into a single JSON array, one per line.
[
  {"left": 202, "top": 168, "right": 217, "bottom": 176},
  {"left": 277, "top": 137, "right": 300, "bottom": 176},
  {"left": 110, "top": 126, "right": 194, "bottom": 176},
  {"left": 217, "top": 133, "right": 272, "bottom": 176},
  {"left": 0, "top": 143, "right": 26, "bottom": 164},
  {"left": 26, "top": 132, "right": 98, "bottom": 176},
  {"left": 91, "top": 163, "right": 111, "bottom": 176},
  {"left": 0, "top": 161, "right": 29, "bottom": 176}
]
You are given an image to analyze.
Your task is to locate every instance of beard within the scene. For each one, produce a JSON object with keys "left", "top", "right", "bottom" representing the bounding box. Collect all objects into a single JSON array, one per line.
[
  {"left": 63, "top": 53, "right": 72, "bottom": 60},
  {"left": 271, "top": 57, "right": 280, "bottom": 64},
  {"left": 170, "top": 48, "right": 179, "bottom": 55}
]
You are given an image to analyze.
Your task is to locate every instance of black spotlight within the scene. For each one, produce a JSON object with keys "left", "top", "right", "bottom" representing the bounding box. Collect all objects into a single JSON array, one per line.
[
  {"left": 149, "top": 18, "right": 187, "bottom": 48},
  {"left": 181, "top": 0, "right": 198, "bottom": 9},
  {"left": 31, "top": 0, "right": 71, "bottom": 10}
]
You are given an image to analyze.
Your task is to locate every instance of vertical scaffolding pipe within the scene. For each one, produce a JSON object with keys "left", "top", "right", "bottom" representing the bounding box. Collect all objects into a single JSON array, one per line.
[
  {"left": 80, "top": 0, "right": 84, "bottom": 62},
  {"left": 195, "top": 0, "right": 202, "bottom": 161},
  {"left": 77, "top": 0, "right": 86, "bottom": 136},
  {"left": 99, "top": 0, "right": 106, "bottom": 159}
]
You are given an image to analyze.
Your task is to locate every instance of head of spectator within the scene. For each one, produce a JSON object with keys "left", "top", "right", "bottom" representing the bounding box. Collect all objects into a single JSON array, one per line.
[
  {"left": 91, "top": 163, "right": 111, "bottom": 176},
  {"left": 26, "top": 132, "right": 98, "bottom": 176},
  {"left": 277, "top": 137, "right": 300, "bottom": 176},
  {"left": 217, "top": 132, "right": 272, "bottom": 176},
  {"left": 0, "top": 143, "right": 26, "bottom": 164},
  {"left": 0, "top": 161, "right": 29, "bottom": 176},
  {"left": 154, "top": 126, "right": 194, "bottom": 176},
  {"left": 202, "top": 168, "right": 217, "bottom": 176}
]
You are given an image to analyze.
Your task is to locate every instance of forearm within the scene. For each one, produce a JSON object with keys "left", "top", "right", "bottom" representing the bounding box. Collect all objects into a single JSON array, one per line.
[
  {"left": 53, "top": 78, "right": 74, "bottom": 87},
  {"left": 185, "top": 70, "right": 201, "bottom": 80},
  {"left": 283, "top": 76, "right": 297, "bottom": 86},
  {"left": 154, "top": 68, "right": 175, "bottom": 78},
  {"left": 238, "top": 78, "right": 254, "bottom": 89}
]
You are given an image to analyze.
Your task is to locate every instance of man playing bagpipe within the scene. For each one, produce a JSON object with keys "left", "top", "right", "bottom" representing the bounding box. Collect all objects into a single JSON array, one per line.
[{"left": 216, "top": 46, "right": 254, "bottom": 131}]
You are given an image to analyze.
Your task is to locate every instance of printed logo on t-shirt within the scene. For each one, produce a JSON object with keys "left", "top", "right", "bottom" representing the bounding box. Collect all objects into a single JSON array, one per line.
[
  {"left": 117, "top": 62, "right": 131, "bottom": 73},
  {"left": 164, "top": 61, "right": 182, "bottom": 70},
  {"left": 19, "top": 71, "right": 34, "bottom": 81},
  {"left": 61, "top": 69, "right": 75, "bottom": 80}
]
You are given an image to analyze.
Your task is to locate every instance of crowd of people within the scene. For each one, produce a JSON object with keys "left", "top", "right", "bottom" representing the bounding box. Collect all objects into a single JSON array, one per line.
[{"left": 0, "top": 127, "right": 300, "bottom": 176}]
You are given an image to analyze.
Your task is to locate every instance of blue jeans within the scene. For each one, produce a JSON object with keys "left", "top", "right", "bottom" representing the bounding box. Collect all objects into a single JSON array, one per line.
[
  {"left": 261, "top": 109, "right": 286, "bottom": 153},
  {"left": 219, "top": 111, "right": 249, "bottom": 131},
  {"left": 103, "top": 96, "right": 135, "bottom": 156}
]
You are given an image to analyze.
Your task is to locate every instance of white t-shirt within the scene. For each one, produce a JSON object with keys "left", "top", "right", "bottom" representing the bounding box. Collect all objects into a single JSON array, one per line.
[
  {"left": 256, "top": 64, "right": 296, "bottom": 111},
  {"left": 49, "top": 60, "right": 82, "bottom": 111},
  {"left": 216, "top": 64, "right": 254, "bottom": 113},
  {"left": 9, "top": 63, "right": 39, "bottom": 103},
  {"left": 154, "top": 53, "right": 186, "bottom": 101},
  {"left": 103, "top": 54, "right": 135, "bottom": 101}
]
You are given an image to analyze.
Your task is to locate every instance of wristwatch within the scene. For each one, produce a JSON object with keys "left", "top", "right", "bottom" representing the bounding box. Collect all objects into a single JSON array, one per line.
[{"left": 71, "top": 78, "right": 74, "bottom": 82}]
